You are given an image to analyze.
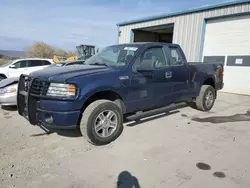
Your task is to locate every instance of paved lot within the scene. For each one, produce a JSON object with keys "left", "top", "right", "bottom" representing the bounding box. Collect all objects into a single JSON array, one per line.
[{"left": 0, "top": 92, "right": 250, "bottom": 188}]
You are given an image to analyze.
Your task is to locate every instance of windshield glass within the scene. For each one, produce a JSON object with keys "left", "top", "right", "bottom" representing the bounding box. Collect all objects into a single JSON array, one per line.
[{"left": 84, "top": 45, "right": 139, "bottom": 67}]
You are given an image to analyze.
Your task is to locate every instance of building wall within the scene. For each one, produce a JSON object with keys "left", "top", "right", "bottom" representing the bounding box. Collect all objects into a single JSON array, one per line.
[{"left": 118, "top": 3, "right": 250, "bottom": 62}]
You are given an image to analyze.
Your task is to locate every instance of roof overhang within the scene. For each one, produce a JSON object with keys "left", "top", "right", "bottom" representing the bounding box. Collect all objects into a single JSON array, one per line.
[{"left": 117, "top": 0, "right": 250, "bottom": 26}]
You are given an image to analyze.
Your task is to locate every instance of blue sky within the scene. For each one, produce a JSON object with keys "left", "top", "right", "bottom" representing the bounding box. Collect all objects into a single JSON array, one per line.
[{"left": 0, "top": 0, "right": 234, "bottom": 51}]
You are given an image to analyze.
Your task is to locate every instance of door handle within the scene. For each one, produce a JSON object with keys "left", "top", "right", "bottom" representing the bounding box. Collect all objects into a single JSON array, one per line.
[{"left": 165, "top": 71, "right": 172, "bottom": 78}]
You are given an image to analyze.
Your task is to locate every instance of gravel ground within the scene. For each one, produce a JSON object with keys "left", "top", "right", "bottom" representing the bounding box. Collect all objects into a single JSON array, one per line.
[{"left": 0, "top": 92, "right": 250, "bottom": 188}]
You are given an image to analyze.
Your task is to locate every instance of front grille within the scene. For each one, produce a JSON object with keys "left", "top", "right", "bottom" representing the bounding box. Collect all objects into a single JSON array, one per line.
[
  {"left": 19, "top": 75, "right": 32, "bottom": 92},
  {"left": 18, "top": 74, "right": 39, "bottom": 125},
  {"left": 30, "top": 79, "right": 50, "bottom": 96}
]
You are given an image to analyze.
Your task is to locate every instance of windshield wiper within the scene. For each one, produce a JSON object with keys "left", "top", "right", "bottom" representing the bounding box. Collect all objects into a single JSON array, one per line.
[{"left": 89, "top": 62, "right": 108, "bottom": 66}]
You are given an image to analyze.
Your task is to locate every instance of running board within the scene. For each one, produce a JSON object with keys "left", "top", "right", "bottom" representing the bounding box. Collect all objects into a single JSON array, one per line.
[{"left": 124, "top": 102, "right": 187, "bottom": 122}]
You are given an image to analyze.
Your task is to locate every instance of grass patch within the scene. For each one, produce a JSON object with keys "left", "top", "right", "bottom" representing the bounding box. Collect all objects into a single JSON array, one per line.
[{"left": 0, "top": 59, "right": 9, "bottom": 65}]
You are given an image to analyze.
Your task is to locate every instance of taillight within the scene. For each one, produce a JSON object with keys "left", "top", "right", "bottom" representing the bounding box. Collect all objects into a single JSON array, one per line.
[{"left": 222, "top": 66, "right": 224, "bottom": 78}]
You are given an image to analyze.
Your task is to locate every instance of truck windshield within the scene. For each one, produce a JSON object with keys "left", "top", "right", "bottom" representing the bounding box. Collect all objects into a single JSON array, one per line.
[{"left": 84, "top": 45, "right": 138, "bottom": 67}]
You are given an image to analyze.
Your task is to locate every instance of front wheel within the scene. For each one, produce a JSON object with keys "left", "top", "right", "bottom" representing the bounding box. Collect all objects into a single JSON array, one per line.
[
  {"left": 80, "top": 100, "right": 123, "bottom": 145},
  {"left": 195, "top": 85, "right": 216, "bottom": 111},
  {"left": 0, "top": 76, "right": 6, "bottom": 81}
]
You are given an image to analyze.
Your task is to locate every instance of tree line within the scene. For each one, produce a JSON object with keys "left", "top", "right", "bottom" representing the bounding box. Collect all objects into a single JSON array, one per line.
[{"left": 25, "top": 42, "right": 76, "bottom": 58}]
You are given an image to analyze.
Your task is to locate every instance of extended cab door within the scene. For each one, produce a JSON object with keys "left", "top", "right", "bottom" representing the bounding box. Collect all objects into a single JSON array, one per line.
[
  {"left": 127, "top": 45, "right": 174, "bottom": 112},
  {"left": 163, "top": 45, "right": 191, "bottom": 102}
]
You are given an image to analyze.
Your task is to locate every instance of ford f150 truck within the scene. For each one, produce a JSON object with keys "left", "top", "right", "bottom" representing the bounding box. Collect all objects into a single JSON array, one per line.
[{"left": 17, "top": 42, "right": 224, "bottom": 145}]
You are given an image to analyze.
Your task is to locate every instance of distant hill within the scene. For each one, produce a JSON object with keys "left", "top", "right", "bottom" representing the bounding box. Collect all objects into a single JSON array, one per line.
[{"left": 0, "top": 49, "right": 25, "bottom": 58}]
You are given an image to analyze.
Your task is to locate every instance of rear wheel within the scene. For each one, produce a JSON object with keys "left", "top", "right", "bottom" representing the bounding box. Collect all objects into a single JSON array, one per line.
[
  {"left": 80, "top": 100, "right": 123, "bottom": 145},
  {"left": 195, "top": 85, "right": 216, "bottom": 111}
]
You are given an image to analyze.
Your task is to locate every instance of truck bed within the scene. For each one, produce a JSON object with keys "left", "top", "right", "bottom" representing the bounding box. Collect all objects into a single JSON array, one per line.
[{"left": 188, "top": 62, "right": 224, "bottom": 91}]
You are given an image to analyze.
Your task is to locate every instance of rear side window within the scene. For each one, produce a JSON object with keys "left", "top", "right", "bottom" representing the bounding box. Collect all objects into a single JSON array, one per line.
[
  {"left": 27, "top": 60, "right": 51, "bottom": 67},
  {"left": 27, "top": 60, "right": 44, "bottom": 67},
  {"left": 168, "top": 47, "right": 183, "bottom": 66},
  {"left": 42, "top": 60, "right": 52, "bottom": 65}
]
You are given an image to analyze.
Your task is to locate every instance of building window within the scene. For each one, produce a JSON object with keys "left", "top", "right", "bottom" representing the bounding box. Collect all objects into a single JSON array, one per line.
[
  {"left": 203, "top": 56, "right": 225, "bottom": 66},
  {"left": 227, "top": 56, "right": 250, "bottom": 67}
]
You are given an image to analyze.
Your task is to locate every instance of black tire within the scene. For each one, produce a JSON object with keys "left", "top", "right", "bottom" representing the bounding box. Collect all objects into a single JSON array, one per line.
[
  {"left": 114, "top": 99, "right": 124, "bottom": 113},
  {"left": 195, "top": 85, "right": 216, "bottom": 111},
  {"left": 0, "top": 76, "right": 6, "bottom": 81},
  {"left": 80, "top": 99, "right": 123, "bottom": 145}
]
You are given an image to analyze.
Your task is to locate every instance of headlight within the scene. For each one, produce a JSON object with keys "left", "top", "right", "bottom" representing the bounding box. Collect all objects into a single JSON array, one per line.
[
  {"left": 46, "top": 83, "right": 77, "bottom": 98},
  {"left": 0, "top": 87, "right": 17, "bottom": 94}
]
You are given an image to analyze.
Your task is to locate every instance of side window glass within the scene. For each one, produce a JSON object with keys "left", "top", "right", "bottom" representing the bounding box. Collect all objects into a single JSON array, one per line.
[
  {"left": 134, "top": 47, "right": 167, "bottom": 70},
  {"left": 42, "top": 60, "right": 51, "bottom": 65},
  {"left": 13, "top": 60, "right": 27, "bottom": 68},
  {"left": 27, "top": 60, "right": 43, "bottom": 67},
  {"left": 169, "top": 47, "right": 183, "bottom": 66}
]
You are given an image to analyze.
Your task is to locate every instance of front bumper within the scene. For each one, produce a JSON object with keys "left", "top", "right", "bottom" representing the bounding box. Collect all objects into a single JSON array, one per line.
[
  {"left": 18, "top": 93, "right": 81, "bottom": 129},
  {"left": 0, "top": 93, "right": 17, "bottom": 106},
  {"left": 17, "top": 75, "right": 82, "bottom": 130},
  {"left": 37, "top": 108, "right": 80, "bottom": 129}
]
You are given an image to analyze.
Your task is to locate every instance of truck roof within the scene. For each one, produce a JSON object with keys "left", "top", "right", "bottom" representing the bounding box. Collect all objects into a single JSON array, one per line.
[
  {"left": 14, "top": 58, "right": 54, "bottom": 61},
  {"left": 110, "top": 42, "right": 180, "bottom": 48}
]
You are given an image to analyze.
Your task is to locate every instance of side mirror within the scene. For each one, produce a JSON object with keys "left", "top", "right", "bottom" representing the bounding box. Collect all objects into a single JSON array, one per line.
[
  {"left": 136, "top": 60, "right": 155, "bottom": 72},
  {"left": 172, "top": 57, "right": 177, "bottom": 62},
  {"left": 9, "top": 64, "right": 16, "bottom": 69}
]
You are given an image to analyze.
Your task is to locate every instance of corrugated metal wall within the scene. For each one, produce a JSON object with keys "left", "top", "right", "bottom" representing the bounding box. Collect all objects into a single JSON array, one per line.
[{"left": 118, "top": 3, "right": 250, "bottom": 62}]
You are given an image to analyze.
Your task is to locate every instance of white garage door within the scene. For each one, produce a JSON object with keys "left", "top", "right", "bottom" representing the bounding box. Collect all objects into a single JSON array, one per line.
[{"left": 203, "top": 14, "right": 250, "bottom": 95}]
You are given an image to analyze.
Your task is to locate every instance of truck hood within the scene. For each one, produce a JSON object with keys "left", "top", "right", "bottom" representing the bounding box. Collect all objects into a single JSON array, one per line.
[{"left": 29, "top": 65, "right": 114, "bottom": 82}]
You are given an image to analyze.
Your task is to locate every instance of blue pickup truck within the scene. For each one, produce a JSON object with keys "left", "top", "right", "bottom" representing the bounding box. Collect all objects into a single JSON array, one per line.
[{"left": 17, "top": 42, "right": 223, "bottom": 145}]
